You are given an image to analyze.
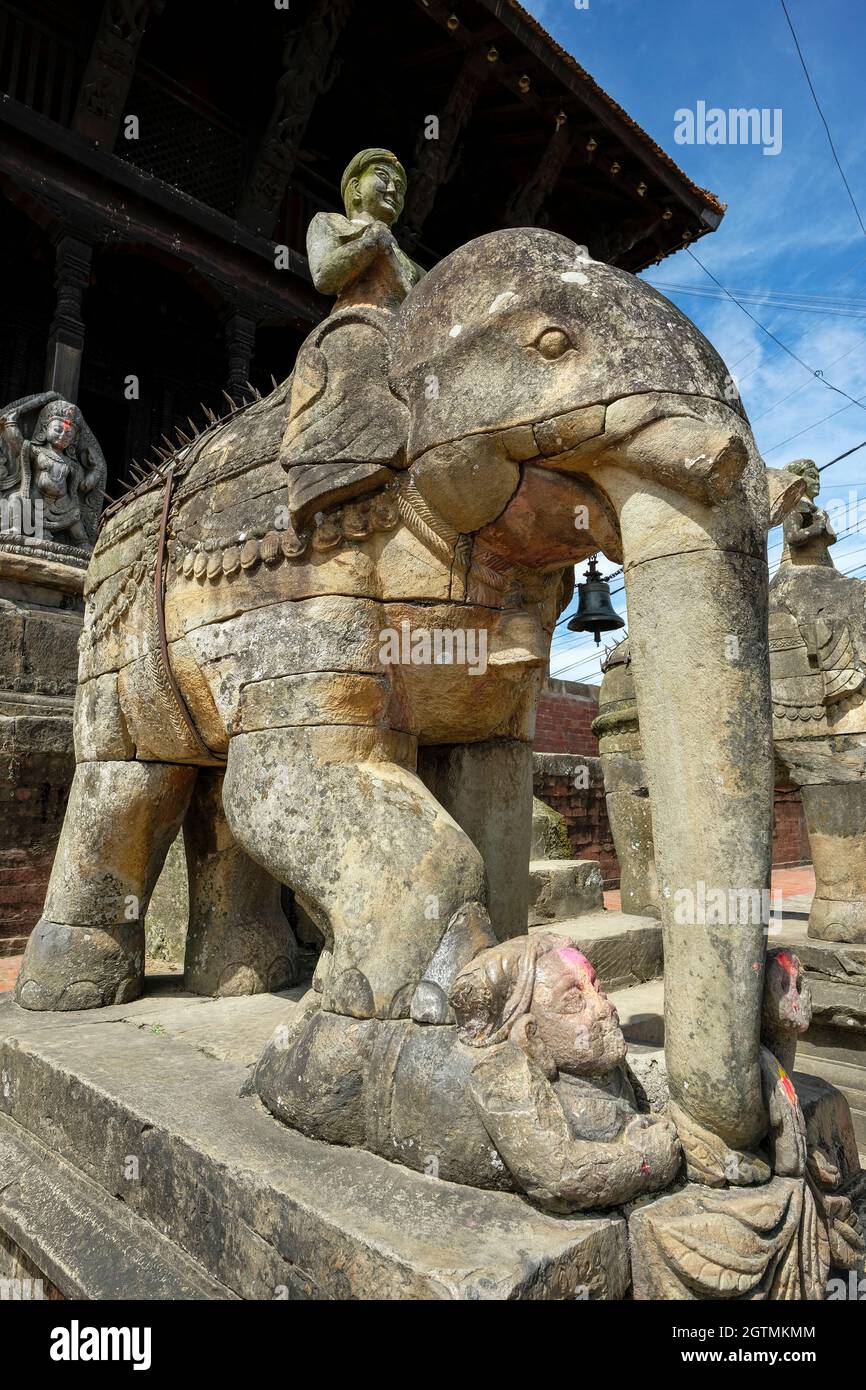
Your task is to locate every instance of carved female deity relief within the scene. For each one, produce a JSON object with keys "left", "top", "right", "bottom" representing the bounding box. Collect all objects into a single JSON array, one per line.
[{"left": 0, "top": 391, "right": 106, "bottom": 555}]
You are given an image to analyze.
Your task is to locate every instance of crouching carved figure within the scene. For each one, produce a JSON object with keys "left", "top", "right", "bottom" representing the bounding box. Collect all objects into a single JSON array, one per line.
[
  {"left": 255, "top": 917, "right": 681, "bottom": 1211},
  {"left": 630, "top": 950, "right": 865, "bottom": 1299}
]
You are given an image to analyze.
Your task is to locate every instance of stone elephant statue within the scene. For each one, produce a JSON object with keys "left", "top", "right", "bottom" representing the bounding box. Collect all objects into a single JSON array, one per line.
[
  {"left": 596, "top": 460, "right": 866, "bottom": 946},
  {"left": 17, "top": 224, "right": 786, "bottom": 1164}
]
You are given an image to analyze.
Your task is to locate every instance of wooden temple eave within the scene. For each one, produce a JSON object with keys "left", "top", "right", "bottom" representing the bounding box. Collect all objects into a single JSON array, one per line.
[
  {"left": 411, "top": 0, "right": 723, "bottom": 261},
  {"left": 0, "top": 96, "right": 325, "bottom": 328}
]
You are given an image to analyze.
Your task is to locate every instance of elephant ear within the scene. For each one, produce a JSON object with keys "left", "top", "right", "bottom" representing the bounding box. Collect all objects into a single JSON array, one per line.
[
  {"left": 767, "top": 467, "right": 808, "bottom": 527},
  {"left": 279, "top": 307, "right": 409, "bottom": 530}
]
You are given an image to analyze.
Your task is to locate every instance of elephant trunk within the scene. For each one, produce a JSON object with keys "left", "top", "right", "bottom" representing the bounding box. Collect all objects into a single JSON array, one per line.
[{"left": 595, "top": 456, "right": 772, "bottom": 1154}]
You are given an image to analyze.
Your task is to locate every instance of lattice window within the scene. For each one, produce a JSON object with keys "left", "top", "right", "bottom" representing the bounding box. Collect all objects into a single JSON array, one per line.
[{"left": 115, "top": 67, "right": 245, "bottom": 217}]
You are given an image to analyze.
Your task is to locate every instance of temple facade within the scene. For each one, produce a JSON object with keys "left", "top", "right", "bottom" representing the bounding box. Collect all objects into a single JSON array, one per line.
[{"left": 0, "top": 0, "right": 723, "bottom": 496}]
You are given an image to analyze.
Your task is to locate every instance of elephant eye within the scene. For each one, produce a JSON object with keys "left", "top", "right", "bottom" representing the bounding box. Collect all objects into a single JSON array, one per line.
[{"left": 533, "top": 328, "right": 572, "bottom": 360}]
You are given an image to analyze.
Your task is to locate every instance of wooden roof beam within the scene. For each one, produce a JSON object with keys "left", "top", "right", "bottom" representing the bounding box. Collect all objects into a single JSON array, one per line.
[
  {"left": 238, "top": 0, "right": 356, "bottom": 239},
  {"left": 474, "top": 0, "right": 723, "bottom": 229}
]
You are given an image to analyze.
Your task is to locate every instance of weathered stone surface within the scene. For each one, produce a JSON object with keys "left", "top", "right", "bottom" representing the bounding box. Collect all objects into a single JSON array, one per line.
[
  {"left": 0, "top": 993, "right": 630, "bottom": 1300},
  {"left": 789, "top": 936, "right": 866, "bottom": 985},
  {"left": 534, "top": 911, "right": 663, "bottom": 991},
  {"left": 182, "top": 770, "right": 299, "bottom": 996},
  {"left": 418, "top": 741, "right": 533, "bottom": 941},
  {"left": 630, "top": 1177, "right": 828, "bottom": 1300},
  {"left": 809, "top": 978, "right": 866, "bottom": 1031},
  {"left": 626, "top": 1047, "right": 669, "bottom": 1114},
  {"left": 527, "top": 859, "right": 604, "bottom": 925},
  {"left": 237, "top": 671, "right": 392, "bottom": 734},
  {"left": 74, "top": 672, "right": 134, "bottom": 762},
  {"left": 23, "top": 612, "right": 81, "bottom": 697},
  {"left": 795, "top": 1072, "right": 862, "bottom": 1185},
  {"left": 800, "top": 785, "right": 866, "bottom": 943},
  {"left": 0, "top": 559, "right": 85, "bottom": 953},
  {"left": 0, "top": 1117, "right": 232, "bottom": 1300},
  {"left": 629, "top": 953, "right": 865, "bottom": 1300},
  {"left": 145, "top": 833, "right": 188, "bottom": 969},
  {"left": 530, "top": 797, "right": 572, "bottom": 860}
]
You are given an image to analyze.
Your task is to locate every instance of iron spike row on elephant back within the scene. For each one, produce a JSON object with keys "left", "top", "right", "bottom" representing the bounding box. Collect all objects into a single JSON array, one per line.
[{"left": 15, "top": 223, "right": 808, "bottom": 1210}]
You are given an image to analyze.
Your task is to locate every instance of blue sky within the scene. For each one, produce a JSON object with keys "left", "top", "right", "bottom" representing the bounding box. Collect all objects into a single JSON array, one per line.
[{"left": 526, "top": 0, "right": 866, "bottom": 682}]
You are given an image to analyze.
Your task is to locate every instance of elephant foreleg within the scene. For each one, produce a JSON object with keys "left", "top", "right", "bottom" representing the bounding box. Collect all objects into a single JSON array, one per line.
[
  {"left": 182, "top": 769, "right": 300, "bottom": 996},
  {"left": 15, "top": 760, "right": 195, "bottom": 1010},
  {"left": 221, "top": 726, "right": 487, "bottom": 1019},
  {"left": 596, "top": 458, "right": 772, "bottom": 1157}
]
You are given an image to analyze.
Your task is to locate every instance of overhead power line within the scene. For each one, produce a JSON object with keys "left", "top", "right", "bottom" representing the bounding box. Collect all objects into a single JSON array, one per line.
[
  {"left": 686, "top": 248, "right": 866, "bottom": 416},
  {"left": 762, "top": 395, "right": 866, "bottom": 454},
  {"left": 653, "top": 283, "right": 866, "bottom": 318},
  {"left": 780, "top": 0, "right": 866, "bottom": 242},
  {"left": 749, "top": 339, "right": 864, "bottom": 424},
  {"left": 819, "top": 437, "right": 866, "bottom": 471}
]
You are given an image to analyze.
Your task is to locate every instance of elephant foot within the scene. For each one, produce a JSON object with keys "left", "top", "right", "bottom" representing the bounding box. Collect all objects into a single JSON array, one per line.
[
  {"left": 14, "top": 920, "right": 143, "bottom": 1012},
  {"left": 322, "top": 966, "right": 419, "bottom": 1020},
  {"left": 184, "top": 916, "right": 300, "bottom": 998},
  {"left": 323, "top": 967, "right": 375, "bottom": 1019},
  {"left": 808, "top": 897, "right": 866, "bottom": 945}
]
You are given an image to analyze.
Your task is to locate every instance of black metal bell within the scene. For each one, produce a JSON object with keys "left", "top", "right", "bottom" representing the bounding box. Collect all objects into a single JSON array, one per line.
[{"left": 567, "top": 556, "right": 626, "bottom": 646}]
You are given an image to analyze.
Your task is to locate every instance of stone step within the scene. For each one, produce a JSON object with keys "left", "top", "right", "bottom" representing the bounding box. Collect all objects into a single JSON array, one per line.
[
  {"left": 609, "top": 978, "right": 665, "bottom": 1047},
  {"left": 0, "top": 991, "right": 628, "bottom": 1301},
  {"left": 527, "top": 859, "right": 603, "bottom": 926},
  {"left": 530, "top": 910, "right": 662, "bottom": 991},
  {"left": 0, "top": 1114, "right": 234, "bottom": 1300},
  {"left": 796, "top": 1048, "right": 866, "bottom": 1154}
]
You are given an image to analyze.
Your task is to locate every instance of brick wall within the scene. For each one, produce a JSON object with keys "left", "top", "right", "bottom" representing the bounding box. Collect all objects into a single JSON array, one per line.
[
  {"left": 534, "top": 678, "right": 600, "bottom": 756},
  {"left": 772, "top": 788, "right": 811, "bottom": 868},
  {"left": 0, "top": 741, "right": 74, "bottom": 955},
  {"left": 533, "top": 753, "right": 619, "bottom": 886},
  {"left": 532, "top": 679, "right": 810, "bottom": 883}
]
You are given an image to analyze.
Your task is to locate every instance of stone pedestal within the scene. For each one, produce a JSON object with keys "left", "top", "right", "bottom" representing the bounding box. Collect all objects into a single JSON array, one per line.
[
  {"left": 0, "top": 990, "right": 629, "bottom": 1300},
  {"left": 0, "top": 552, "right": 83, "bottom": 956},
  {"left": 778, "top": 930, "right": 866, "bottom": 1154}
]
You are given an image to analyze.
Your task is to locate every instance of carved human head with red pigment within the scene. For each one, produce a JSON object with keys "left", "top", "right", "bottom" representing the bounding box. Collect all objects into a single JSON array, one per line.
[
  {"left": 450, "top": 933, "right": 626, "bottom": 1076},
  {"left": 761, "top": 948, "right": 812, "bottom": 1042}
]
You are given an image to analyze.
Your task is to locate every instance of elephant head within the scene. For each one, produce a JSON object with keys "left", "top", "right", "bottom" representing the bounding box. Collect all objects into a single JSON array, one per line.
[{"left": 388, "top": 228, "right": 776, "bottom": 1155}]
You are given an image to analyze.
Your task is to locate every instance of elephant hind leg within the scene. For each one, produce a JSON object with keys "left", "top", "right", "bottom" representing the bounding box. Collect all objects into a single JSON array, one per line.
[
  {"left": 15, "top": 759, "right": 196, "bottom": 1011},
  {"left": 182, "top": 769, "right": 299, "bottom": 997}
]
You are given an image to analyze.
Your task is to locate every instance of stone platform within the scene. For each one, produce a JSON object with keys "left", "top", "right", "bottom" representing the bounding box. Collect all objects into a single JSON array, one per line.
[{"left": 0, "top": 985, "right": 629, "bottom": 1301}]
